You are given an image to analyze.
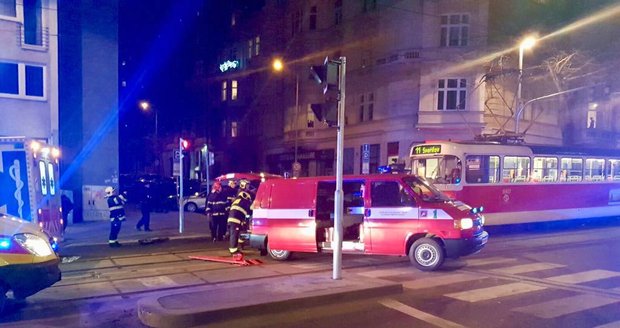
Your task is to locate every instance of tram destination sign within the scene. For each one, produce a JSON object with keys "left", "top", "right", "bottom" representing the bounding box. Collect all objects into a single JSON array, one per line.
[{"left": 412, "top": 145, "right": 442, "bottom": 155}]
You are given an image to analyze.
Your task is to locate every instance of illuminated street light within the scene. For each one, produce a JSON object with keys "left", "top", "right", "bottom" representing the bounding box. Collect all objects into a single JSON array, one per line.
[
  {"left": 271, "top": 58, "right": 300, "bottom": 176},
  {"left": 516, "top": 36, "right": 537, "bottom": 135},
  {"left": 139, "top": 100, "right": 160, "bottom": 174}
]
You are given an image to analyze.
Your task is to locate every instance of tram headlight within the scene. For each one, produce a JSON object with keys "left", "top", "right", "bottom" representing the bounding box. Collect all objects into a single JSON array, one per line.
[
  {"left": 455, "top": 218, "right": 474, "bottom": 230},
  {"left": 13, "top": 233, "right": 54, "bottom": 257}
]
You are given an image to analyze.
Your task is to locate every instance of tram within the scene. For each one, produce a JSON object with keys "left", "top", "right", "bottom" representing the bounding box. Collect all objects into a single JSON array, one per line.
[{"left": 409, "top": 140, "right": 620, "bottom": 225}]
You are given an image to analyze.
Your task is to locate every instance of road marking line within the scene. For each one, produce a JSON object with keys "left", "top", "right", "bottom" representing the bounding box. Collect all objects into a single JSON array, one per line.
[
  {"left": 513, "top": 294, "right": 618, "bottom": 319},
  {"left": 379, "top": 298, "right": 467, "bottom": 328},
  {"left": 445, "top": 282, "right": 546, "bottom": 302},
  {"left": 490, "top": 262, "right": 565, "bottom": 274},
  {"left": 465, "top": 257, "right": 517, "bottom": 266},
  {"left": 403, "top": 273, "right": 481, "bottom": 290},
  {"left": 546, "top": 270, "right": 620, "bottom": 284}
]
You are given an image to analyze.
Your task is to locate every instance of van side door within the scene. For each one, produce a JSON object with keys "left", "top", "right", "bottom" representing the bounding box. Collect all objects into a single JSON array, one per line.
[{"left": 366, "top": 180, "right": 418, "bottom": 255}]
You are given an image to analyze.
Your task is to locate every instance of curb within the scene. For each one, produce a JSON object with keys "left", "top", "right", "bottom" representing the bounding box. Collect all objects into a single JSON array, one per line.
[
  {"left": 137, "top": 272, "right": 403, "bottom": 327},
  {"left": 60, "top": 234, "right": 210, "bottom": 248}
]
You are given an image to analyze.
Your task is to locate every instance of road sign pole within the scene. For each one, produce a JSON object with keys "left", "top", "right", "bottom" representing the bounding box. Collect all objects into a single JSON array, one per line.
[{"left": 333, "top": 56, "right": 346, "bottom": 280}]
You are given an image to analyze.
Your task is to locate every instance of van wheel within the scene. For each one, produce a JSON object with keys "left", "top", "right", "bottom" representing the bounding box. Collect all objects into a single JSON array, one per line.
[
  {"left": 409, "top": 238, "right": 444, "bottom": 271},
  {"left": 267, "top": 246, "right": 291, "bottom": 261},
  {"left": 185, "top": 203, "right": 198, "bottom": 212}
]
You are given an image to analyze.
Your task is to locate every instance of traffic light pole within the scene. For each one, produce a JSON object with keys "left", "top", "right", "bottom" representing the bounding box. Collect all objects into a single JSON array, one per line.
[
  {"left": 333, "top": 57, "right": 346, "bottom": 280},
  {"left": 179, "top": 138, "right": 184, "bottom": 234}
]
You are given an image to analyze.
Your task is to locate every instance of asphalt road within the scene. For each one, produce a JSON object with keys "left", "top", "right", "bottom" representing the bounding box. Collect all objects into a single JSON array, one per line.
[{"left": 2, "top": 218, "right": 620, "bottom": 327}]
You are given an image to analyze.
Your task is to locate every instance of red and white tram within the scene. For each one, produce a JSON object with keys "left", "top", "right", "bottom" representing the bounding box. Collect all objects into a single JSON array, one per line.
[{"left": 409, "top": 140, "right": 620, "bottom": 225}]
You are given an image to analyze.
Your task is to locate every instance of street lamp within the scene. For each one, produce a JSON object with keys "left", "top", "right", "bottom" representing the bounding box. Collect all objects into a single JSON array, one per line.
[
  {"left": 515, "top": 36, "right": 537, "bottom": 135},
  {"left": 139, "top": 100, "right": 160, "bottom": 174},
  {"left": 272, "top": 58, "right": 300, "bottom": 175}
]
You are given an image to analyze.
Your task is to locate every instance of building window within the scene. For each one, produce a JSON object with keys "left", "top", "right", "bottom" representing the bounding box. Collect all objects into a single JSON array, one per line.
[
  {"left": 0, "top": 0, "right": 16, "bottom": 17},
  {"left": 221, "top": 121, "right": 227, "bottom": 138},
  {"left": 231, "top": 121, "right": 238, "bottom": 138},
  {"left": 359, "top": 92, "right": 374, "bottom": 121},
  {"left": 292, "top": 9, "right": 302, "bottom": 36},
  {"left": 24, "top": 0, "right": 43, "bottom": 46},
  {"left": 335, "top": 0, "right": 343, "bottom": 25},
  {"left": 231, "top": 80, "right": 238, "bottom": 101},
  {"left": 0, "top": 62, "right": 45, "bottom": 98},
  {"left": 587, "top": 102, "right": 598, "bottom": 129},
  {"left": 248, "top": 39, "right": 253, "bottom": 59},
  {"left": 387, "top": 141, "right": 399, "bottom": 164},
  {"left": 221, "top": 81, "right": 227, "bottom": 101},
  {"left": 25, "top": 65, "right": 43, "bottom": 96},
  {"left": 0, "top": 62, "right": 19, "bottom": 95},
  {"left": 231, "top": 13, "right": 236, "bottom": 26},
  {"left": 440, "top": 14, "right": 469, "bottom": 47},
  {"left": 254, "top": 36, "right": 260, "bottom": 56},
  {"left": 437, "top": 78, "right": 466, "bottom": 110},
  {"left": 363, "top": 0, "right": 377, "bottom": 12},
  {"left": 307, "top": 104, "right": 315, "bottom": 128},
  {"left": 309, "top": 6, "right": 317, "bottom": 30}
]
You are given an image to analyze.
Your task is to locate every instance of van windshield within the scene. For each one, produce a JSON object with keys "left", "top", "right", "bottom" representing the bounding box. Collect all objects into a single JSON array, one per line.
[{"left": 403, "top": 176, "right": 451, "bottom": 202}]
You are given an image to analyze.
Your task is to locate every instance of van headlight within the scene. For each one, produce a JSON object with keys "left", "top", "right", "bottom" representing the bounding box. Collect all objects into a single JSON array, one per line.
[
  {"left": 455, "top": 218, "right": 474, "bottom": 230},
  {"left": 13, "top": 233, "right": 54, "bottom": 257}
]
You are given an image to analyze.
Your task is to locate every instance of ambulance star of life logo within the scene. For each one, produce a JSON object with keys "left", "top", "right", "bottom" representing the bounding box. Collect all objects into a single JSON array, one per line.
[{"left": 420, "top": 210, "right": 428, "bottom": 217}]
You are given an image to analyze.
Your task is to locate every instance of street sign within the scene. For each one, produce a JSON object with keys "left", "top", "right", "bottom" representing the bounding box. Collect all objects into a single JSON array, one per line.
[
  {"left": 173, "top": 150, "right": 181, "bottom": 161},
  {"left": 173, "top": 162, "right": 180, "bottom": 176},
  {"left": 362, "top": 144, "right": 370, "bottom": 174}
]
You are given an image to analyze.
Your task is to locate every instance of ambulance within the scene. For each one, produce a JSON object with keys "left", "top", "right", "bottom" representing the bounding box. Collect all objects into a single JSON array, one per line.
[
  {"left": 0, "top": 213, "right": 61, "bottom": 311},
  {"left": 248, "top": 174, "right": 488, "bottom": 271}
]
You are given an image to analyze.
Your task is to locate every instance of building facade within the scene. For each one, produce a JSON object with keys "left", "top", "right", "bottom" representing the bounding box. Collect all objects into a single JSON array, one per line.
[{"left": 197, "top": 0, "right": 620, "bottom": 177}]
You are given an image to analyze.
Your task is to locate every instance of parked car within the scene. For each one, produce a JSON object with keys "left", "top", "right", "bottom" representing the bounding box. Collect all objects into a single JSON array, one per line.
[{"left": 183, "top": 191, "right": 208, "bottom": 212}]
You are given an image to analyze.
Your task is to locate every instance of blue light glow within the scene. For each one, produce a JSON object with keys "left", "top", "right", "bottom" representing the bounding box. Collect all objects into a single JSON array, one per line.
[{"left": 0, "top": 238, "right": 11, "bottom": 249}]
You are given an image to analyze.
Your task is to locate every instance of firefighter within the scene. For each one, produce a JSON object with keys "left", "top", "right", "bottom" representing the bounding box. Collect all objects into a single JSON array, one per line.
[
  {"left": 206, "top": 181, "right": 228, "bottom": 242},
  {"left": 223, "top": 179, "right": 239, "bottom": 209},
  {"left": 105, "top": 186, "right": 127, "bottom": 247},
  {"left": 227, "top": 179, "right": 253, "bottom": 260}
]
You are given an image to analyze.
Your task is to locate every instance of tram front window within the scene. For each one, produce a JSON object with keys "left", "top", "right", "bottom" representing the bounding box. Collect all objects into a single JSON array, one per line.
[{"left": 412, "top": 155, "right": 461, "bottom": 184}]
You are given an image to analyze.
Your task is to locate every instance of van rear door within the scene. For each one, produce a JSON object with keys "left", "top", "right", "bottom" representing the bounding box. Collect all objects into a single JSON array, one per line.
[
  {"left": 366, "top": 180, "right": 419, "bottom": 254},
  {"left": 266, "top": 179, "right": 318, "bottom": 252}
]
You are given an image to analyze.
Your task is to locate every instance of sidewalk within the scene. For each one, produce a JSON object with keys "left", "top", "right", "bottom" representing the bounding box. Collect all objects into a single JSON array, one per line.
[{"left": 60, "top": 206, "right": 211, "bottom": 248}]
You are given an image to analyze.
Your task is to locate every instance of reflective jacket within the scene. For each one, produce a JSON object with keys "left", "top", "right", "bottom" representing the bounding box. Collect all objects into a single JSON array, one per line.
[
  {"left": 227, "top": 192, "right": 253, "bottom": 225},
  {"left": 107, "top": 194, "right": 127, "bottom": 221},
  {"left": 206, "top": 190, "right": 228, "bottom": 216}
]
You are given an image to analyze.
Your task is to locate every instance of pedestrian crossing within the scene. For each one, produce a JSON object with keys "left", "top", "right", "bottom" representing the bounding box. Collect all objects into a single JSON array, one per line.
[{"left": 363, "top": 257, "right": 620, "bottom": 325}]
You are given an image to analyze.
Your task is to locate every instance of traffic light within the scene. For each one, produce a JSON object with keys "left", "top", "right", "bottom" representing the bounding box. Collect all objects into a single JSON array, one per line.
[
  {"left": 180, "top": 138, "right": 190, "bottom": 150},
  {"left": 311, "top": 101, "right": 338, "bottom": 127},
  {"left": 309, "top": 56, "right": 340, "bottom": 94}
]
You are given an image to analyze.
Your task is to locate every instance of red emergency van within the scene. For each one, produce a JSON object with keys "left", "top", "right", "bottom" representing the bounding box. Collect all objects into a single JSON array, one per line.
[{"left": 248, "top": 174, "right": 488, "bottom": 271}]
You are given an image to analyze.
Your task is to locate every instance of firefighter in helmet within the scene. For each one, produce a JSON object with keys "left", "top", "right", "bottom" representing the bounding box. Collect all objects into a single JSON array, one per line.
[
  {"left": 105, "top": 186, "right": 127, "bottom": 247},
  {"left": 227, "top": 179, "right": 253, "bottom": 260},
  {"left": 206, "top": 181, "right": 228, "bottom": 242}
]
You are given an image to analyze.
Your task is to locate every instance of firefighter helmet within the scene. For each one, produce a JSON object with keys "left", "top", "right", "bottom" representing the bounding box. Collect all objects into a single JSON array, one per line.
[
  {"left": 239, "top": 179, "right": 250, "bottom": 190},
  {"left": 104, "top": 186, "right": 115, "bottom": 196},
  {"left": 212, "top": 181, "right": 222, "bottom": 192}
]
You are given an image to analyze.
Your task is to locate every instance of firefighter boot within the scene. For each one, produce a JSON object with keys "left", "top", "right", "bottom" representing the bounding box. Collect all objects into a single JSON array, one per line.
[{"left": 232, "top": 252, "right": 244, "bottom": 261}]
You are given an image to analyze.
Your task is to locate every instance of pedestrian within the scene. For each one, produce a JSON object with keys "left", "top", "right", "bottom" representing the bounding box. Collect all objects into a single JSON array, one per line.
[
  {"left": 206, "top": 181, "right": 228, "bottom": 242},
  {"left": 61, "top": 194, "right": 73, "bottom": 232},
  {"left": 136, "top": 183, "right": 153, "bottom": 231},
  {"left": 227, "top": 179, "right": 253, "bottom": 260},
  {"left": 105, "top": 186, "right": 127, "bottom": 247}
]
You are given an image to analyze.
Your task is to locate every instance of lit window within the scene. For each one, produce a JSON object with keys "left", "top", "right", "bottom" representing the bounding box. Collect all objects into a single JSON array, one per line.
[
  {"left": 560, "top": 157, "right": 583, "bottom": 182},
  {"left": 503, "top": 156, "right": 530, "bottom": 183},
  {"left": 221, "top": 81, "right": 227, "bottom": 101},
  {"left": 231, "top": 121, "right": 238, "bottom": 138},
  {"left": 437, "top": 78, "right": 466, "bottom": 110},
  {"left": 231, "top": 80, "right": 238, "bottom": 100},
  {"left": 0, "top": 0, "right": 16, "bottom": 17},
  {"left": 532, "top": 157, "right": 558, "bottom": 182},
  {"left": 254, "top": 36, "right": 260, "bottom": 56},
  {"left": 584, "top": 159, "right": 604, "bottom": 181},
  {"left": 440, "top": 14, "right": 469, "bottom": 47},
  {"left": 248, "top": 39, "right": 253, "bottom": 58}
]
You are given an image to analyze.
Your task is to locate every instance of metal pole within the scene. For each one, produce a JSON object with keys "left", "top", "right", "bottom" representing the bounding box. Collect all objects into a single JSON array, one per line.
[
  {"left": 516, "top": 45, "right": 524, "bottom": 135},
  {"left": 294, "top": 73, "right": 299, "bottom": 175},
  {"left": 179, "top": 138, "right": 184, "bottom": 234},
  {"left": 205, "top": 144, "right": 210, "bottom": 193},
  {"left": 155, "top": 108, "right": 159, "bottom": 175},
  {"left": 333, "top": 56, "right": 346, "bottom": 280}
]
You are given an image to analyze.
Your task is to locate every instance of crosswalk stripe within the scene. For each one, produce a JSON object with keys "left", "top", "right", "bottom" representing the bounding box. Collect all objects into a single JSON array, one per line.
[
  {"left": 465, "top": 257, "right": 517, "bottom": 267},
  {"left": 490, "top": 262, "right": 565, "bottom": 274},
  {"left": 445, "top": 282, "right": 546, "bottom": 302},
  {"left": 403, "top": 273, "right": 481, "bottom": 290},
  {"left": 594, "top": 320, "right": 620, "bottom": 328},
  {"left": 513, "top": 294, "right": 618, "bottom": 319},
  {"left": 546, "top": 270, "right": 620, "bottom": 284},
  {"left": 379, "top": 299, "right": 467, "bottom": 328},
  {"left": 357, "top": 267, "right": 416, "bottom": 278}
]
